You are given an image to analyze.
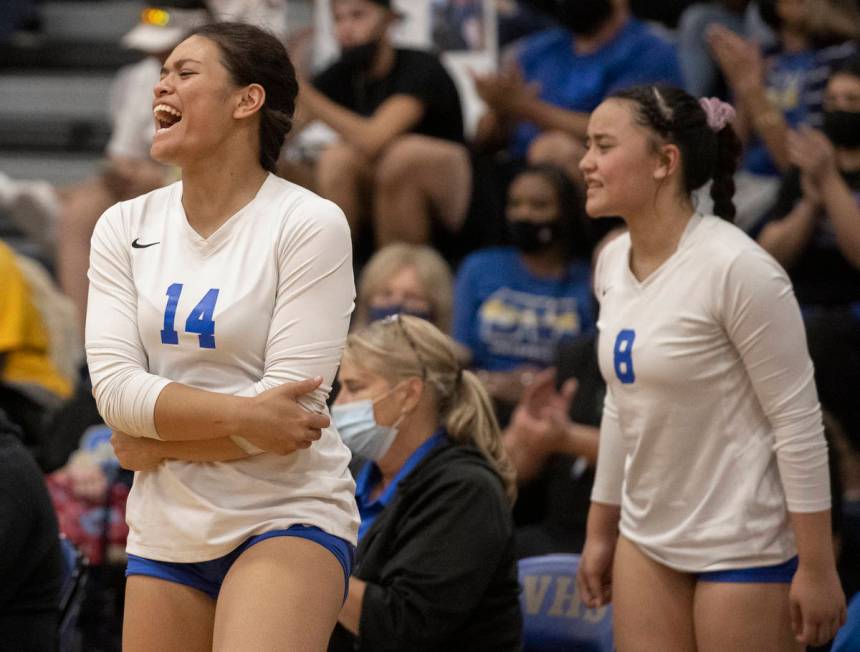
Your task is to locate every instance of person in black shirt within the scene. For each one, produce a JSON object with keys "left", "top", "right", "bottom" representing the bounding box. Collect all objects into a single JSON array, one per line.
[
  {"left": 0, "top": 409, "right": 64, "bottom": 652},
  {"left": 756, "top": 55, "right": 860, "bottom": 452},
  {"left": 297, "top": 0, "right": 473, "bottom": 247}
]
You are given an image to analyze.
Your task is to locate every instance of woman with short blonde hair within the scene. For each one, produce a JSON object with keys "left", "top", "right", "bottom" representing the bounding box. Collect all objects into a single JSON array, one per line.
[{"left": 354, "top": 243, "right": 454, "bottom": 333}]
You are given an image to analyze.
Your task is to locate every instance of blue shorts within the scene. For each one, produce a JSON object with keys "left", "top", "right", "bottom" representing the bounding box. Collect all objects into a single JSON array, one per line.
[
  {"left": 126, "top": 524, "right": 354, "bottom": 601},
  {"left": 697, "top": 556, "right": 798, "bottom": 583}
]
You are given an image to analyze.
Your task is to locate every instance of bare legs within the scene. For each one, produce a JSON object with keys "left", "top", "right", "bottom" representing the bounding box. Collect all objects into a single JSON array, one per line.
[
  {"left": 122, "top": 537, "right": 344, "bottom": 652},
  {"left": 314, "top": 135, "right": 472, "bottom": 247},
  {"left": 612, "top": 536, "right": 802, "bottom": 652}
]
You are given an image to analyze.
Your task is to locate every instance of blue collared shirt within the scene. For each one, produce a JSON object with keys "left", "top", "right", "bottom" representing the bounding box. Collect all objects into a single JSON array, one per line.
[{"left": 355, "top": 429, "right": 447, "bottom": 541}]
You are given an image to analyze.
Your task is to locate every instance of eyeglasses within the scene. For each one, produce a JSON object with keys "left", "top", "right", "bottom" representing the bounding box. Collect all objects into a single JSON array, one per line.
[{"left": 382, "top": 314, "right": 427, "bottom": 380}]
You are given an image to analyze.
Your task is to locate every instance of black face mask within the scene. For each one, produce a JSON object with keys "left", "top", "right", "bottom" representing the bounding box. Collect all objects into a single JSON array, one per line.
[
  {"left": 509, "top": 220, "right": 563, "bottom": 254},
  {"left": 340, "top": 39, "right": 380, "bottom": 73},
  {"left": 823, "top": 110, "right": 860, "bottom": 149},
  {"left": 557, "top": 0, "right": 614, "bottom": 36}
]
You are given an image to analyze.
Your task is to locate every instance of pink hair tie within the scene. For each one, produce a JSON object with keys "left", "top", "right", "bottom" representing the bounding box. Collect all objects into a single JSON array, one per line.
[{"left": 699, "top": 97, "right": 736, "bottom": 132}]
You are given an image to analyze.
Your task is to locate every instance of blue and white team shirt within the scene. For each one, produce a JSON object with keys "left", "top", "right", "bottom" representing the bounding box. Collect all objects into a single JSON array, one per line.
[
  {"left": 591, "top": 214, "right": 830, "bottom": 572},
  {"left": 453, "top": 247, "right": 594, "bottom": 372},
  {"left": 86, "top": 173, "right": 359, "bottom": 562}
]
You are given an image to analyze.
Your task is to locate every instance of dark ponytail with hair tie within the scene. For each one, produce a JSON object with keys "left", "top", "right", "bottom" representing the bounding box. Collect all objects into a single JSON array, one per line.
[
  {"left": 710, "top": 125, "right": 742, "bottom": 222},
  {"left": 609, "top": 84, "right": 742, "bottom": 222}
]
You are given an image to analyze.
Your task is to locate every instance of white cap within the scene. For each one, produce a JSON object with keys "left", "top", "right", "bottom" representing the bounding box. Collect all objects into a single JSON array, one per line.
[{"left": 121, "top": 6, "right": 210, "bottom": 54}]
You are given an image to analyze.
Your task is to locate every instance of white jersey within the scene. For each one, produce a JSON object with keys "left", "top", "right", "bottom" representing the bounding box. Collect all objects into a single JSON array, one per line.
[
  {"left": 86, "top": 173, "right": 359, "bottom": 561},
  {"left": 591, "top": 214, "right": 830, "bottom": 572}
]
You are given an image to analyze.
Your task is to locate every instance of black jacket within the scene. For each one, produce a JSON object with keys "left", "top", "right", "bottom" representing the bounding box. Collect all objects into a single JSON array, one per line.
[
  {"left": 0, "top": 412, "right": 63, "bottom": 651},
  {"left": 330, "top": 439, "right": 522, "bottom": 652}
]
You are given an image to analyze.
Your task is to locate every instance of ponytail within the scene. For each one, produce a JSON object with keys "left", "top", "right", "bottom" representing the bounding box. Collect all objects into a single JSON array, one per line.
[
  {"left": 346, "top": 316, "right": 517, "bottom": 503},
  {"left": 709, "top": 125, "right": 742, "bottom": 222},
  {"left": 610, "top": 85, "right": 742, "bottom": 222},
  {"left": 445, "top": 370, "right": 517, "bottom": 503}
]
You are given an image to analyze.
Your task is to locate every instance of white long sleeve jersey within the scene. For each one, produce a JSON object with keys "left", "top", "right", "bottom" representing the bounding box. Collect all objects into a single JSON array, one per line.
[
  {"left": 591, "top": 214, "right": 830, "bottom": 572},
  {"left": 86, "top": 174, "right": 359, "bottom": 561}
]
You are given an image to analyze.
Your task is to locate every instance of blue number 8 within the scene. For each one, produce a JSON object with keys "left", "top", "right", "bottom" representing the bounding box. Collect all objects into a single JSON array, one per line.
[{"left": 613, "top": 329, "right": 636, "bottom": 384}]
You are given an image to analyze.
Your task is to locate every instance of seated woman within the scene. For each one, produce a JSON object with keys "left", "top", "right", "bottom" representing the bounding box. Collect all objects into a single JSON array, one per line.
[
  {"left": 353, "top": 243, "right": 454, "bottom": 333},
  {"left": 111, "top": 315, "right": 523, "bottom": 651},
  {"left": 453, "top": 163, "right": 595, "bottom": 408},
  {"left": 329, "top": 315, "right": 521, "bottom": 651}
]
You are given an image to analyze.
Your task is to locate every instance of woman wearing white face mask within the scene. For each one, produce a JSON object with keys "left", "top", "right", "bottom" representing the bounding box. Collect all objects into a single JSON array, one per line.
[{"left": 328, "top": 314, "right": 523, "bottom": 652}]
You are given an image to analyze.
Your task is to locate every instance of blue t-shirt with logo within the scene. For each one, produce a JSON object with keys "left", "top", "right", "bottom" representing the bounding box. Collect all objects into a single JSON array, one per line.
[
  {"left": 453, "top": 248, "right": 595, "bottom": 371},
  {"left": 511, "top": 19, "right": 682, "bottom": 158}
]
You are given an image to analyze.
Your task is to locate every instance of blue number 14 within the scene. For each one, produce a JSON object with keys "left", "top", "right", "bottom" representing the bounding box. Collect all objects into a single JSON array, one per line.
[{"left": 160, "top": 283, "right": 220, "bottom": 349}]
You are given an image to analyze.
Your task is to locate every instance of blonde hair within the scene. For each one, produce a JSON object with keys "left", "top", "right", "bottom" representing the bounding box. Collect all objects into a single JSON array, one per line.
[
  {"left": 344, "top": 315, "right": 517, "bottom": 502},
  {"left": 355, "top": 244, "right": 454, "bottom": 333}
]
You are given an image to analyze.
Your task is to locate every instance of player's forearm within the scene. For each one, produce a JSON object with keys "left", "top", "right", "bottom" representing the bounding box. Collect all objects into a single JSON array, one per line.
[
  {"left": 820, "top": 171, "right": 860, "bottom": 268},
  {"left": 757, "top": 199, "right": 817, "bottom": 268},
  {"left": 153, "top": 382, "right": 248, "bottom": 441},
  {"left": 585, "top": 501, "right": 621, "bottom": 541},
  {"left": 789, "top": 510, "right": 838, "bottom": 571},
  {"left": 155, "top": 436, "right": 249, "bottom": 462}
]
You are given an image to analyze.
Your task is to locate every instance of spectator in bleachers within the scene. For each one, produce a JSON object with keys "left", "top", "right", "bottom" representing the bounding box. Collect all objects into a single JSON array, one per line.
[
  {"left": 453, "top": 164, "right": 594, "bottom": 408},
  {"left": 677, "top": 0, "right": 774, "bottom": 97},
  {"left": 294, "top": 0, "right": 473, "bottom": 247},
  {"left": 0, "top": 0, "right": 211, "bottom": 336},
  {"left": 502, "top": 226, "right": 623, "bottom": 558},
  {"left": 0, "top": 409, "right": 63, "bottom": 652},
  {"left": 327, "top": 315, "right": 522, "bottom": 651},
  {"left": 0, "top": 239, "right": 74, "bottom": 449},
  {"left": 471, "top": 0, "right": 682, "bottom": 182},
  {"left": 353, "top": 242, "right": 454, "bottom": 333},
  {"left": 708, "top": 0, "right": 860, "bottom": 229},
  {"left": 755, "top": 53, "right": 860, "bottom": 457}
]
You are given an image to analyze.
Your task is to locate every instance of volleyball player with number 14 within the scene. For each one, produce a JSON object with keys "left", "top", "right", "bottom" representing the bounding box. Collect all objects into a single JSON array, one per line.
[
  {"left": 85, "top": 23, "right": 358, "bottom": 651},
  {"left": 576, "top": 85, "right": 846, "bottom": 651}
]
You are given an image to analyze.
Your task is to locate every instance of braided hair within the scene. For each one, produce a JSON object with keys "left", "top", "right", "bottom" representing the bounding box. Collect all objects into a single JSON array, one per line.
[{"left": 609, "top": 84, "right": 742, "bottom": 222}]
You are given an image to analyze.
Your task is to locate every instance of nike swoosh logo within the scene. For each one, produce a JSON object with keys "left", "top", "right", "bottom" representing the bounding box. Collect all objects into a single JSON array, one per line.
[{"left": 131, "top": 238, "right": 160, "bottom": 249}]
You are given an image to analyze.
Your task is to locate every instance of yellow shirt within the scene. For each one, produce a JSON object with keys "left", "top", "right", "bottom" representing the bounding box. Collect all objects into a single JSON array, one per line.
[{"left": 0, "top": 241, "right": 72, "bottom": 399}]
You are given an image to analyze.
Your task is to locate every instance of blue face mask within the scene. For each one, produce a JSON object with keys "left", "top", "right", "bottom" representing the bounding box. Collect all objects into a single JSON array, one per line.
[{"left": 331, "top": 391, "right": 403, "bottom": 461}]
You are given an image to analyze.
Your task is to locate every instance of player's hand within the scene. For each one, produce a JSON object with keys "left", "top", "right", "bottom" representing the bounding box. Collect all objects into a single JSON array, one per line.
[
  {"left": 245, "top": 377, "right": 330, "bottom": 455},
  {"left": 111, "top": 430, "right": 164, "bottom": 471},
  {"left": 577, "top": 533, "right": 616, "bottom": 608},
  {"left": 789, "top": 562, "right": 846, "bottom": 646}
]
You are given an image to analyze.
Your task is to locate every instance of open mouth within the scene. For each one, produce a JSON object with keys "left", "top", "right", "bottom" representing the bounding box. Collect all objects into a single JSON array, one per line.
[{"left": 153, "top": 104, "right": 182, "bottom": 133}]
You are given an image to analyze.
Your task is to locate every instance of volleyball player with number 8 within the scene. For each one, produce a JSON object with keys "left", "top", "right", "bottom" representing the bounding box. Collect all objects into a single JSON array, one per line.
[
  {"left": 575, "top": 84, "right": 846, "bottom": 650},
  {"left": 85, "top": 23, "right": 358, "bottom": 651}
]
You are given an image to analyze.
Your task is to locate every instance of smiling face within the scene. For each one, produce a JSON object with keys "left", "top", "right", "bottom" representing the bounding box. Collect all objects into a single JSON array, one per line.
[
  {"left": 151, "top": 35, "right": 247, "bottom": 166},
  {"left": 579, "top": 99, "right": 665, "bottom": 219}
]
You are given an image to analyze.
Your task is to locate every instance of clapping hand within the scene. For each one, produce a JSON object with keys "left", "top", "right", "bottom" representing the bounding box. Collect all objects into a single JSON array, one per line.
[
  {"left": 471, "top": 65, "right": 539, "bottom": 116},
  {"left": 707, "top": 24, "right": 764, "bottom": 98}
]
